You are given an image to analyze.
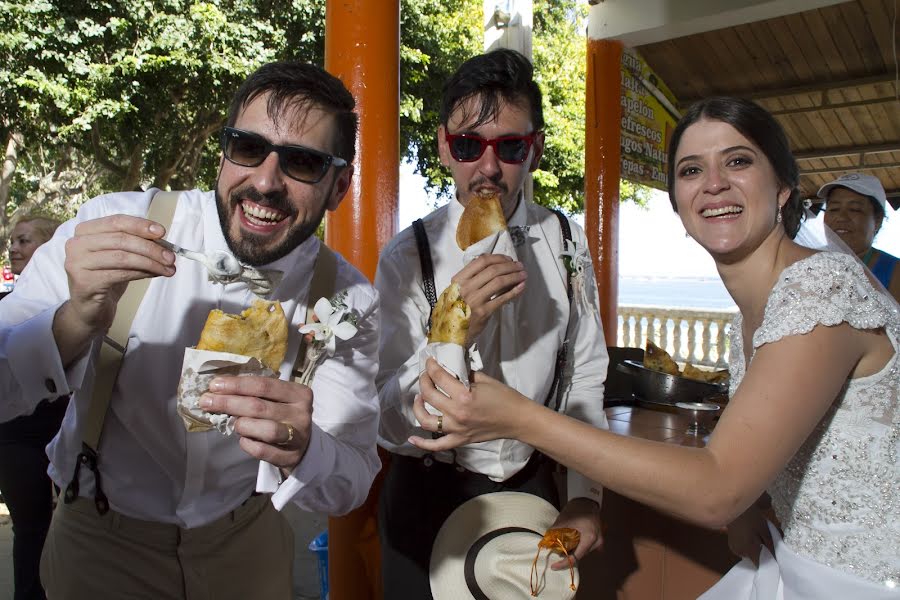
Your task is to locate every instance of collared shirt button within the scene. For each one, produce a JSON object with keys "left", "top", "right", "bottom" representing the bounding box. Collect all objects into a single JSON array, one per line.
[
  {"left": 422, "top": 456, "right": 434, "bottom": 467},
  {"left": 45, "top": 378, "right": 57, "bottom": 394}
]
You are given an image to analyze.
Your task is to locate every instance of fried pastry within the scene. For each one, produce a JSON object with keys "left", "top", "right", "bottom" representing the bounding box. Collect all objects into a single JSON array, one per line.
[
  {"left": 456, "top": 189, "right": 507, "bottom": 250},
  {"left": 683, "top": 363, "right": 729, "bottom": 384},
  {"left": 427, "top": 282, "right": 470, "bottom": 345},
  {"left": 196, "top": 299, "right": 288, "bottom": 372},
  {"left": 643, "top": 341, "right": 681, "bottom": 376}
]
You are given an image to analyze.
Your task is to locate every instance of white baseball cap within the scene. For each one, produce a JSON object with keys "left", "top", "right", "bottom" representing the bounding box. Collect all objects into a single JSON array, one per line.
[{"left": 817, "top": 173, "right": 888, "bottom": 211}]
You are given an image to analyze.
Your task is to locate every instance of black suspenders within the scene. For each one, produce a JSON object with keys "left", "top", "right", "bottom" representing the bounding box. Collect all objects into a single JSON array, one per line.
[
  {"left": 412, "top": 219, "right": 438, "bottom": 328},
  {"left": 413, "top": 210, "right": 574, "bottom": 411}
]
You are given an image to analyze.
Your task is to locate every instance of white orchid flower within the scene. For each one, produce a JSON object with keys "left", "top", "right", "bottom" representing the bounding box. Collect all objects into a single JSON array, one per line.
[
  {"left": 561, "top": 239, "right": 589, "bottom": 275},
  {"left": 560, "top": 240, "right": 591, "bottom": 309},
  {"left": 299, "top": 297, "right": 358, "bottom": 357}
]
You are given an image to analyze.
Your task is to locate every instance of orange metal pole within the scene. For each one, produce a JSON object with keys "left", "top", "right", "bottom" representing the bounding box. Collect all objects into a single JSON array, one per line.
[
  {"left": 584, "top": 38, "right": 622, "bottom": 346},
  {"left": 325, "top": 0, "right": 400, "bottom": 280},
  {"left": 324, "top": 2, "right": 399, "bottom": 600}
]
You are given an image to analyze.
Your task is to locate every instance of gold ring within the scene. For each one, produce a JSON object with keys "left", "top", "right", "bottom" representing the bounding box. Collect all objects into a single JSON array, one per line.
[
  {"left": 278, "top": 423, "right": 295, "bottom": 446},
  {"left": 437, "top": 414, "right": 443, "bottom": 435}
]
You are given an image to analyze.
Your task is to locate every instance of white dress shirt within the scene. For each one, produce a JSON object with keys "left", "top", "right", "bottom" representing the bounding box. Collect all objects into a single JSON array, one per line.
[
  {"left": 376, "top": 195, "right": 608, "bottom": 503},
  {"left": 0, "top": 189, "right": 381, "bottom": 527}
]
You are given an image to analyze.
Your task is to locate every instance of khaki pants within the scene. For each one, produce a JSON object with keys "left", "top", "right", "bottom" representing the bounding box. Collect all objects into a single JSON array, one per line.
[{"left": 40, "top": 493, "right": 294, "bottom": 600}]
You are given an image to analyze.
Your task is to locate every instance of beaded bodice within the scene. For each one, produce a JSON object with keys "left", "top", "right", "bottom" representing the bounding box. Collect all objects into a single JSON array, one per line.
[{"left": 728, "top": 252, "right": 900, "bottom": 587}]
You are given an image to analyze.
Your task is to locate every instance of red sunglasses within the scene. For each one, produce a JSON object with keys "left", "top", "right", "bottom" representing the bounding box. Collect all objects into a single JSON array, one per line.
[{"left": 444, "top": 131, "right": 536, "bottom": 164}]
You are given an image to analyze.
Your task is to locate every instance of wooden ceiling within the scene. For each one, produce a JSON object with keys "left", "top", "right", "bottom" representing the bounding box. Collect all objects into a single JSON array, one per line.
[{"left": 636, "top": 0, "right": 900, "bottom": 208}]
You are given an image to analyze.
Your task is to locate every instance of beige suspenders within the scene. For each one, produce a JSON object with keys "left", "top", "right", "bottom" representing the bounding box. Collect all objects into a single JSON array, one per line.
[
  {"left": 63, "top": 188, "right": 338, "bottom": 514},
  {"left": 292, "top": 243, "right": 337, "bottom": 381},
  {"left": 64, "top": 191, "right": 181, "bottom": 512}
]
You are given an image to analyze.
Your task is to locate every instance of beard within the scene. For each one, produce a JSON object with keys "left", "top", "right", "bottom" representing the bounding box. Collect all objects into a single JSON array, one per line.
[{"left": 215, "top": 184, "right": 328, "bottom": 267}]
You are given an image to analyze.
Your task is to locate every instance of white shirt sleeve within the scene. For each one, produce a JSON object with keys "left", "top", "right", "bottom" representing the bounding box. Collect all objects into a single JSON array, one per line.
[
  {"left": 373, "top": 239, "right": 432, "bottom": 446},
  {"left": 0, "top": 202, "right": 105, "bottom": 421},
  {"left": 258, "top": 283, "right": 382, "bottom": 515}
]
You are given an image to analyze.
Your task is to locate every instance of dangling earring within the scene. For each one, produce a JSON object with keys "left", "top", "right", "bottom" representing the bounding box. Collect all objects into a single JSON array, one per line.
[{"left": 776, "top": 205, "right": 783, "bottom": 224}]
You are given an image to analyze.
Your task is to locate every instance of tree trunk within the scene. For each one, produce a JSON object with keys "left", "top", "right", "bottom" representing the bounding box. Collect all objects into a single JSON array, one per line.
[{"left": 0, "top": 131, "right": 23, "bottom": 227}]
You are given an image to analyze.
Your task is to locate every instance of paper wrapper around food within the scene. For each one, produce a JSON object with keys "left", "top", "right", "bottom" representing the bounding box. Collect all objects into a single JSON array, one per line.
[
  {"left": 416, "top": 343, "right": 471, "bottom": 421},
  {"left": 176, "top": 348, "right": 278, "bottom": 435},
  {"left": 462, "top": 228, "right": 518, "bottom": 266}
]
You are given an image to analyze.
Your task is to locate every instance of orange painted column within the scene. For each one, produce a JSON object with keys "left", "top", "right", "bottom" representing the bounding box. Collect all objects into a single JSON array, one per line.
[
  {"left": 584, "top": 38, "right": 622, "bottom": 346},
  {"left": 325, "top": 0, "right": 400, "bottom": 279},
  {"left": 324, "top": 2, "right": 399, "bottom": 600}
]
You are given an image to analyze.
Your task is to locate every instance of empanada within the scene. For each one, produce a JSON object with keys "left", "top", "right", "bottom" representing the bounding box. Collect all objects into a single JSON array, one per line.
[
  {"left": 427, "top": 282, "right": 470, "bottom": 345},
  {"left": 196, "top": 299, "right": 288, "bottom": 371},
  {"left": 456, "top": 190, "right": 507, "bottom": 250},
  {"left": 643, "top": 341, "right": 681, "bottom": 376},
  {"left": 683, "top": 363, "right": 729, "bottom": 384}
]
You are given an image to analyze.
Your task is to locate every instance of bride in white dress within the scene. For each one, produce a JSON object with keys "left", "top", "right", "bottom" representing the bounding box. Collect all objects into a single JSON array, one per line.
[{"left": 410, "top": 97, "right": 899, "bottom": 598}]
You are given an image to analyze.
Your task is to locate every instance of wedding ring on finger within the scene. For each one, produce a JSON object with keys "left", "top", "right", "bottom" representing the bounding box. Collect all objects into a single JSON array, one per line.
[
  {"left": 277, "top": 422, "right": 295, "bottom": 446},
  {"left": 437, "top": 414, "right": 444, "bottom": 435}
]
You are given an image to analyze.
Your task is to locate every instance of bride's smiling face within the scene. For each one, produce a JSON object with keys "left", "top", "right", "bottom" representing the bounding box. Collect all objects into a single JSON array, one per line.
[{"left": 672, "top": 118, "right": 791, "bottom": 261}]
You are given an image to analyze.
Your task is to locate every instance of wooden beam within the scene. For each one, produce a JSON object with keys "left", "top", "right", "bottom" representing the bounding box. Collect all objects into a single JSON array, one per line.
[
  {"left": 679, "top": 73, "right": 897, "bottom": 106},
  {"left": 769, "top": 96, "right": 898, "bottom": 116},
  {"left": 800, "top": 161, "right": 900, "bottom": 175},
  {"left": 794, "top": 143, "right": 900, "bottom": 160}
]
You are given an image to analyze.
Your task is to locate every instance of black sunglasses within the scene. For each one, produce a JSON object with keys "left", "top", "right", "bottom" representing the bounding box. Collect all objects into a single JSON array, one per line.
[
  {"left": 220, "top": 127, "right": 347, "bottom": 184},
  {"left": 444, "top": 131, "right": 536, "bottom": 164}
]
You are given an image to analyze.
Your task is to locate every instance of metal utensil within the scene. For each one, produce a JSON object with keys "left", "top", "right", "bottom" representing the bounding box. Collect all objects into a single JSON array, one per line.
[{"left": 156, "top": 239, "right": 281, "bottom": 295}]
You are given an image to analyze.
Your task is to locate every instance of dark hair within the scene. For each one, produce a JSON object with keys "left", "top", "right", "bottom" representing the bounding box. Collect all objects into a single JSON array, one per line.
[
  {"left": 666, "top": 97, "right": 803, "bottom": 239},
  {"left": 226, "top": 61, "right": 358, "bottom": 163},
  {"left": 439, "top": 49, "right": 544, "bottom": 132}
]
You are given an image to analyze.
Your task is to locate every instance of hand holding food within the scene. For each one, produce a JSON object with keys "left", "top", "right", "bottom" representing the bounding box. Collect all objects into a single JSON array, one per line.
[{"left": 178, "top": 299, "right": 288, "bottom": 433}]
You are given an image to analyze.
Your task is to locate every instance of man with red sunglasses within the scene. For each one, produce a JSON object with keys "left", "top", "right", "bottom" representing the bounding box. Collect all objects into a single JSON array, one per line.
[
  {"left": 375, "top": 48, "right": 609, "bottom": 599},
  {"left": 0, "top": 62, "right": 381, "bottom": 599}
]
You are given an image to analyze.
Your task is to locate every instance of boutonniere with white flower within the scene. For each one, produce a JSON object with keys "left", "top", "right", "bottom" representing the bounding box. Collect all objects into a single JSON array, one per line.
[
  {"left": 561, "top": 239, "right": 591, "bottom": 308},
  {"left": 297, "top": 291, "right": 358, "bottom": 385}
]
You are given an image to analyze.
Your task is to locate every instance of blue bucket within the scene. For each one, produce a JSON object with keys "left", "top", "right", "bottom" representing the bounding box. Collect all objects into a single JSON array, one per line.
[{"left": 308, "top": 530, "right": 329, "bottom": 599}]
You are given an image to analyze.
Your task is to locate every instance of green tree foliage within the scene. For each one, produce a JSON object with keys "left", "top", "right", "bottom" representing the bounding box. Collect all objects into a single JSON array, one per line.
[
  {"left": 400, "top": 0, "right": 482, "bottom": 195},
  {"left": 0, "top": 0, "right": 647, "bottom": 240}
]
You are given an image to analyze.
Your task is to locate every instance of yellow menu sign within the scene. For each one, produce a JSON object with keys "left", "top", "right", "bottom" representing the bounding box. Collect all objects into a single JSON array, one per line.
[{"left": 620, "top": 49, "right": 679, "bottom": 191}]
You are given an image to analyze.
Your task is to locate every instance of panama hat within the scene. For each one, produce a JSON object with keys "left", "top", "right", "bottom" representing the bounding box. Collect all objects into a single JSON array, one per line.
[{"left": 430, "top": 492, "right": 579, "bottom": 600}]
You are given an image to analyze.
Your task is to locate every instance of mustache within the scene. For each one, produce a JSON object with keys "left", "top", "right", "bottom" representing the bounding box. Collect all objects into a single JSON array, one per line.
[
  {"left": 229, "top": 186, "right": 293, "bottom": 215},
  {"left": 468, "top": 177, "right": 508, "bottom": 195}
]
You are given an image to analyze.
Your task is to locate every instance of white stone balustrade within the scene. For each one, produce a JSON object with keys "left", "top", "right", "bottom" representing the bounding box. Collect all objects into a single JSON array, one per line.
[{"left": 617, "top": 305, "right": 738, "bottom": 368}]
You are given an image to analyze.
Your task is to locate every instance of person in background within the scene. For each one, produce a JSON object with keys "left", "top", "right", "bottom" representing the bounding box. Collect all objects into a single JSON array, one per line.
[
  {"left": 375, "top": 48, "right": 608, "bottom": 599},
  {"left": 0, "top": 214, "right": 63, "bottom": 600},
  {"left": 0, "top": 62, "right": 381, "bottom": 600},
  {"left": 819, "top": 172, "right": 900, "bottom": 303},
  {"left": 413, "top": 97, "right": 899, "bottom": 598}
]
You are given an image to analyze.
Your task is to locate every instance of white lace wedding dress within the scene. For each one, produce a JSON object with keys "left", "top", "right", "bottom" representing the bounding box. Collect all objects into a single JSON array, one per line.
[{"left": 700, "top": 252, "right": 899, "bottom": 599}]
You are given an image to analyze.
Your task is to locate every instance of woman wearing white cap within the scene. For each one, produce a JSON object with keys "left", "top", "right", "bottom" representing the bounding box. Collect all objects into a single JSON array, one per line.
[
  {"left": 819, "top": 172, "right": 900, "bottom": 303},
  {"left": 412, "top": 97, "right": 899, "bottom": 599}
]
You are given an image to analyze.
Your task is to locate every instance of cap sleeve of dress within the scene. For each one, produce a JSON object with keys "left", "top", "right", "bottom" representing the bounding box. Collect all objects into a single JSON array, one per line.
[{"left": 752, "top": 252, "right": 900, "bottom": 350}]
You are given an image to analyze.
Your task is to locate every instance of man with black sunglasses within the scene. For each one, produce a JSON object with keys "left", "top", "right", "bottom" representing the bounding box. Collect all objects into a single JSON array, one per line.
[
  {"left": 375, "top": 48, "right": 610, "bottom": 598},
  {"left": 0, "top": 61, "right": 381, "bottom": 599}
]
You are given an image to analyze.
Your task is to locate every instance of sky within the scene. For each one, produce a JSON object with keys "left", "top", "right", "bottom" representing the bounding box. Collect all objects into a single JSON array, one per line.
[{"left": 399, "top": 162, "right": 900, "bottom": 279}]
